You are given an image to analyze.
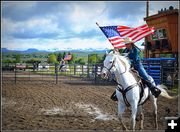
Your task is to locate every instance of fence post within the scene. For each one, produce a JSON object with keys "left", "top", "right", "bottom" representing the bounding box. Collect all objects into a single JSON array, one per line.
[
  {"left": 82, "top": 65, "right": 83, "bottom": 75},
  {"left": 74, "top": 64, "right": 76, "bottom": 75},
  {"left": 94, "top": 54, "right": 98, "bottom": 84},
  {"left": 94, "top": 64, "right": 97, "bottom": 84},
  {"left": 87, "top": 54, "right": 90, "bottom": 77},
  {"left": 160, "top": 59, "right": 163, "bottom": 84},
  {"left": 29, "top": 65, "right": 31, "bottom": 81},
  {"left": 15, "top": 63, "right": 17, "bottom": 84},
  {"left": 55, "top": 63, "right": 58, "bottom": 84}
]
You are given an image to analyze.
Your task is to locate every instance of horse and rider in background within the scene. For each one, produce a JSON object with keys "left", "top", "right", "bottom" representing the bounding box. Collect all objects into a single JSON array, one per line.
[{"left": 59, "top": 59, "right": 67, "bottom": 72}]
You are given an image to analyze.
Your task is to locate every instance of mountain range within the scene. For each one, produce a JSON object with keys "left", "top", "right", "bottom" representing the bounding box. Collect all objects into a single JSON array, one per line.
[{"left": 2, "top": 48, "right": 107, "bottom": 54}]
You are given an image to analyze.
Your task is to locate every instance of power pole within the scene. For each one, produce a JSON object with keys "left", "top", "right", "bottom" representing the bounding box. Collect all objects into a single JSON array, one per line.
[
  {"left": 145, "top": 0, "right": 149, "bottom": 58},
  {"left": 146, "top": 0, "right": 149, "bottom": 17}
]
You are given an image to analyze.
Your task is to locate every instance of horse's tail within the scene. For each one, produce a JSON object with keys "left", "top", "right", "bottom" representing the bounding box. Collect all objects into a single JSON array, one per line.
[{"left": 157, "top": 84, "right": 178, "bottom": 99}]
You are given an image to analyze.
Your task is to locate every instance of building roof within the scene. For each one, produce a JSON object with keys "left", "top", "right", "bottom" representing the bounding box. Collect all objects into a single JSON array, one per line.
[{"left": 144, "top": 9, "right": 178, "bottom": 21}]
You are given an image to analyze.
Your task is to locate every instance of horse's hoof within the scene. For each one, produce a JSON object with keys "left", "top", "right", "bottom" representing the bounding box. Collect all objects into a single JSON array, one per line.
[
  {"left": 122, "top": 126, "right": 128, "bottom": 131},
  {"left": 136, "top": 117, "right": 140, "bottom": 121}
]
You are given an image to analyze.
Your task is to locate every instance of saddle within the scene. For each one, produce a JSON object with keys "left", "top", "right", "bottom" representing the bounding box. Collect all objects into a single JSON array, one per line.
[
  {"left": 129, "top": 68, "right": 147, "bottom": 89},
  {"left": 129, "top": 68, "right": 141, "bottom": 82},
  {"left": 129, "top": 68, "right": 147, "bottom": 98}
]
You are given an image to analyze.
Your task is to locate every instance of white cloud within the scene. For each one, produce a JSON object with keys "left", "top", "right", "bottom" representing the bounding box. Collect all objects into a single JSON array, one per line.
[
  {"left": 2, "top": 18, "right": 17, "bottom": 34},
  {"left": 25, "top": 18, "right": 60, "bottom": 34},
  {"left": 67, "top": 2, "right": 107, "bottom": 33},
  {"left": 2, "top": 17, "right": 63, "bottom": 38}
]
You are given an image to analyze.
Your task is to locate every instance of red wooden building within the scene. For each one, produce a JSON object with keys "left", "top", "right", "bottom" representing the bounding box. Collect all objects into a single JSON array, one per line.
[{"left": 144, "top": 6, "right": 178, "bottom": 58}]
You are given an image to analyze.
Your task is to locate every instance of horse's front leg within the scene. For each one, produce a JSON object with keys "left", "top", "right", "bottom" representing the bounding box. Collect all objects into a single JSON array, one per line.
[
  {"left": 118, "top": 102, "right": 128, "bottom": 130},
  {"left": 150, "top": 95, "right": 158, "bottom": 129},
  {"left": 153, "top": 97, "right": 158, "bottom": 129},
  {"left": 131, "top": 102, "right": 138, "bottom": 131},
  {"left": 138, "top": 105, "right": 144, "bottom": 130}
]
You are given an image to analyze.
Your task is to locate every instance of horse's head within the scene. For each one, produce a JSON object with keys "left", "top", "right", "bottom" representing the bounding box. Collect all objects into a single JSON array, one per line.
[
  {"left": 101, "top": 50, "right": 118, "bottom": 79},
  {"left": 101, "top": 49, "right": 130, "bottom": 79}
]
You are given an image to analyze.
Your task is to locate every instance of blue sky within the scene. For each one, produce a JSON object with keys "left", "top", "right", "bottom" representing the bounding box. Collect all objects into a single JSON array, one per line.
[{"left": 2, "top": 1, "right": 179, "bottom": 51}]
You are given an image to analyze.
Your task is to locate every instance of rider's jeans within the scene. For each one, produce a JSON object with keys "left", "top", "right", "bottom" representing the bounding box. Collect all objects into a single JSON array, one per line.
[{"left": 134, "top": 63, "right": 150, "bottom": 81}]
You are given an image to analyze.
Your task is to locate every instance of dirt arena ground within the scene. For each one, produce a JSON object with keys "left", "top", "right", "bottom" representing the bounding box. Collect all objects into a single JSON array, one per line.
[{"left": 2, "top": 75, "right": 178, "bottom": 131}]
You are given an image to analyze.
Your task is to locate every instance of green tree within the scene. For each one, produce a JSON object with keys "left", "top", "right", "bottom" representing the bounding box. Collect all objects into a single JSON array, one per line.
[
  {"left": 68, "top": 53, "right": 76, "bottom": 64},
  {"left": 75, "top": 58, "right": 85, "bottom": 65},
  {"left": 62, "top": 52, "right": 66, "bottom": 59},
  {"left": 57, "top": 52, "right": 63, "bottom": 62},
  {"left": 26, "top": 58, "right": 41, "bottom": 63},
  {"left": 47, "top": 54, "right": 57, "bottom": 63},
  {"left": 15, "top": 54, "right": 21, "bottom": 63},
  {"left": 3, "top": 59, "right": 14, "bottom": 63},
  {"left": 98, "top": 54, "right": 106, "bottom": 63},
  {"left": 88, "top": 54, "right": 97, "bottom": 64}
]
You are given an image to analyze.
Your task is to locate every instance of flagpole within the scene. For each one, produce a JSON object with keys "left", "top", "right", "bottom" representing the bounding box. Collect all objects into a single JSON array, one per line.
[{"left": 96, "top": 22, "right": 100, "bottom": 27}]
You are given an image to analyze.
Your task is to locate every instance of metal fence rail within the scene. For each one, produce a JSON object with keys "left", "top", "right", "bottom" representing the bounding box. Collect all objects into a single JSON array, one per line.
[
  {"left": 142, "top": 57, "right": 178, "bottom": 86},
  {"left": 2, "top": 58, "right": 179, "bottom": 87},
  {"left": 2, "top": 63, "right": 115, "bottom": 85}
]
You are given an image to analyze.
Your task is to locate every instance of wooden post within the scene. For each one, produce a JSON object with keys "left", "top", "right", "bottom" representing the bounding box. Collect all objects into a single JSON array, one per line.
[
  {"left": 87, "top": 54, "right": 90, "bottom": 77},
  {"left": 145, "top": 0, "right": 149, "bottom": 58},
  {"left": 146, "top": 0, "right": 149, "bottom": 17},
  {"left": 74, "top": 64, "right": 76, "bottom": 75},
  {"left": 55, "top": 63, "right": 58, "bottom": 84},
  {"left": 29, "top": 64, "right": 30, "bottom": 81},
  {"left": 15, "top": 63, "right": 17, "bottom": 84}
]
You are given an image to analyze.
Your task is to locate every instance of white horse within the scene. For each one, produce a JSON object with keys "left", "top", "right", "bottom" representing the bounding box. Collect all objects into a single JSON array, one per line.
[
  {"left": 101, "top": 50, "right": 176, "bottom": 130},
  {"left": 59, "top": 65, "right": 70, "bottom": 72}
]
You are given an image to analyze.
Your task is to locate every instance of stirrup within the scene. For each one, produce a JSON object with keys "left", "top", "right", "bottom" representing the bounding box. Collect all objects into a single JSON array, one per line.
[
  {"left": 110, "top": 92, "right": 118, "bottom": 101},
  {"left": 153, "top": 89, "right": 161, "bottom": 98},
  {"left": 111, "top": 95, "right": 118, "bottom": 101}
]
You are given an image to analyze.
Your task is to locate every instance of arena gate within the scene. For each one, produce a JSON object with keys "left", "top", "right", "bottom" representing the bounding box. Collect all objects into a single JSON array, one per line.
[{"left": 142, "top": 57, "right": 178, "bottom": 87}]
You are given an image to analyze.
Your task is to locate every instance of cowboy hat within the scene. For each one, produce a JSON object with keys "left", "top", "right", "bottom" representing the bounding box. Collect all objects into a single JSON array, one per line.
[{"left": 124, "top": 37, "right": 134, "bottom": 44}]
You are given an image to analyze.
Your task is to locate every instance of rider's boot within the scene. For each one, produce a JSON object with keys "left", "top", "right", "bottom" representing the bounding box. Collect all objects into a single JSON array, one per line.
[
  {"left": 111, "top": 91, "right": 118, "bottom": 101},
  {"left": 142, "top": 79, "right": 161, "bottom": 98}
]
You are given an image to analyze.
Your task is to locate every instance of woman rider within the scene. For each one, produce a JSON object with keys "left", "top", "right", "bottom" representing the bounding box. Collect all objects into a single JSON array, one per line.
[{"left": 111, "top": 37, "right": 161, "bottom": 101}]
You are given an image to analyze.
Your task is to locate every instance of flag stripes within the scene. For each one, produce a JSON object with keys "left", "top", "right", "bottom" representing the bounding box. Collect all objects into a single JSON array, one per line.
[{"left": 98, "top": 23, "right": 154, "bottom": 49}]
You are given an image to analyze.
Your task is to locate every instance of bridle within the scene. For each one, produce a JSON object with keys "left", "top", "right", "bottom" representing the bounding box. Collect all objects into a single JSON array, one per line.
[
  {"left": 103, "top": 57, "right": 127, "bottom": 76},
  {"left": 103, "top": 60, "right": 115, "bottom": 74}
]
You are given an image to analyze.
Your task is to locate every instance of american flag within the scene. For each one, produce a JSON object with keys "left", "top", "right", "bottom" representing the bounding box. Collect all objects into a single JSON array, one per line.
[
  {"left": 99, "top": 24, "right": 154, "bottom": 49},
  {"left": 64, "top": 54, "right": 72, "bottom": 61}
]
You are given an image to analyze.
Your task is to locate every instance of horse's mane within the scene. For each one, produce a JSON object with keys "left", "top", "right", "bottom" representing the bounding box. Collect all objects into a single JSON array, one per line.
[{"left": 108, "top": 51, "right": 130, "bottom": 69}]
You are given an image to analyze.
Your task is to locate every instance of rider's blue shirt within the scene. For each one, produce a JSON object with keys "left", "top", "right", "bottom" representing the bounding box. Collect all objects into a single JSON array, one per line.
[
  {"left": 123, "top": 46, "right": 141, "bottom": 68},
  {"left": 123, "top": 46, "right": 149, "bottom": 81}
]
